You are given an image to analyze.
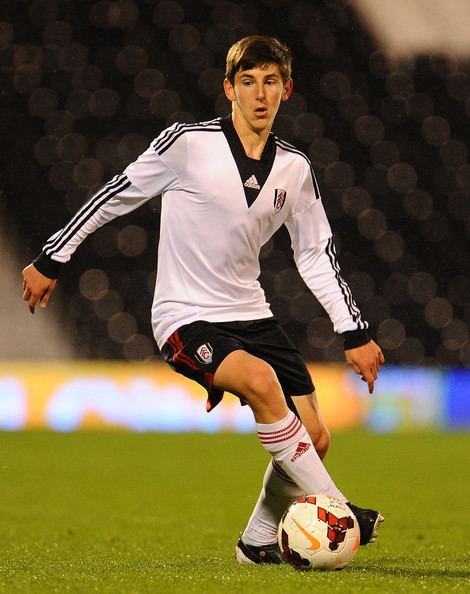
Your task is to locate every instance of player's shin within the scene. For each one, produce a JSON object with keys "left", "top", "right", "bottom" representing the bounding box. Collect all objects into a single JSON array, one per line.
[
  {"left": 256, "top": 410, "right": 346, "bottom": 503},
  {"left": 242, "top": 460, "right": 304, "bottom": 546}
]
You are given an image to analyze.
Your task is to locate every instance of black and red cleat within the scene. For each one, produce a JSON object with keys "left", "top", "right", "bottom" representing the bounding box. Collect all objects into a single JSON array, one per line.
[
  {"left": 347, "top": 502, "right": 384, "bottom": 545},
  {"left": 235, "top": 538, "right": 285, "bottom": 564}
]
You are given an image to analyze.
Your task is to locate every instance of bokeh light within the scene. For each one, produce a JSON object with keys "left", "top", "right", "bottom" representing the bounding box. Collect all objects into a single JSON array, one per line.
[
  {"left": 408, "top": 272, "right": 438, "bottom": 304},
  {"left": 89, "top": 88, "right": 120, "bottom": 118},
  {"left": 107, "top": 312, "right": 138, "bottom": 343},
  {"left": 341, "top": 186, "right": 372, "bottom": 217},
  {"left": 357, "top": 208, "right": 387, "bottom": 240},
  {"left": 324, "top": 161, "right": 355, "bottom": 191},
  {"left": 439, "top": 139, "right": 468, "bottom": 167},
  {"left": 441, "top": 319, "right": 469, "bottom": 351},
  {"left": 34, "top": 136, "right": 59, "bottom": 166},
  {"left": 377, "top": 318, "right": 406, "bottom": 350},
  {"left": 66, "top": 90, "right": 92, "bottom": 119},
  {"left": 309, "top": 138, "right": 339, "bottom": 167},
  {"left": 93, "top": 289, "right": 124, "bottom": 321},
  {"left": 79, "top": 269, "right": 109, "bottom": 301},
  {"left": 117, "top": 225, "right": 148, "bottom": 257},
  {"left": 149, "top": 89, "right": 182, "bottom": 118},
  {"left": 338, "top": 93, "right": 368, "bottom": 122},
  {"left": 320, "top": 71, "right": 350, "bottom": 100},
  {"left": 116, "top": 45, "right": 148, "bottom": 75},
  {"left": 58, "top": 133, "right": 88, "bottom": 162},
  {"left": 421, "top": 116, "right": 451, "bottom": 146},
  {"left": 403, "top": 189, "right": 433, "bottom": 220},
  {"left": 407, "top": 92, "right": 434, "bottom": 120},
  {"left": 374, "top": 231, "right": 405, "bottom": 263},
  {"left": 152, "top": 1, "right": 185, "bottom": 29},
  {"left": 354, "top": 115, "right": 384, "bottom": 146},
  {"left": 168, "top": 24, "right": 200, "bottom": 53},
  {"left": 386, "top": 71, "right": 414, "bottom": 98},
  {"left": 425, "top": 297, "right": 453, "bottom": 329},
  {"left": 370, "top": 141, "right": 400, "bottom": 167},
  {"left": 28, "top": 87, "right": 59, "bottom": 118},
  {"left": 73, "top": 158, "right": 104, "bottom": 188},
  {"left": 387, "top": 162, "right": 417, "bottom": 193}
]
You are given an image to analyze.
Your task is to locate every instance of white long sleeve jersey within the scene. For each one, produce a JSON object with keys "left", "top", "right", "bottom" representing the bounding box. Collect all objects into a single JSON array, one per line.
[{"left": 40, "top": 117, "right": 367, "bottom": 349}]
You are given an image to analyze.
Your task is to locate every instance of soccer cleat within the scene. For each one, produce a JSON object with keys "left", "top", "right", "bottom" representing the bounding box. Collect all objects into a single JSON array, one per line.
[
  {"left": 235, "top": 538, "right": 285, "bottom": 564},
  {"left": 347, "top": 502, "right": 384, "bottom": 545}
]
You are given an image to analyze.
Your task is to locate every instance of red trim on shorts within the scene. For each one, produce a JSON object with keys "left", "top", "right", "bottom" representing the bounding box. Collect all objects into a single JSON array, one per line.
[
  {"left": 167, "top": 330, "right": 199, "bottom": 370},
  {"left": 204, "top": 373, "right": 224, "bottom": 412}
]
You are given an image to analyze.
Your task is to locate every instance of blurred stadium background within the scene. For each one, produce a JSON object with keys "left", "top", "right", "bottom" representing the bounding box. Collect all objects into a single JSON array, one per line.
[{"left": 1, "top": 0, "right": 469, "bottom": 433}]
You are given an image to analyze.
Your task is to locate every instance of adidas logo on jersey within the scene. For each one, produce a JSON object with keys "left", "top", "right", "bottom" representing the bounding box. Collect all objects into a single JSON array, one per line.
[
  {"left": 291, "top": 441, "right": 311, "bottom": 462},
  {"left": 244, "top": 175, "right": 260, "bottom": 190}
]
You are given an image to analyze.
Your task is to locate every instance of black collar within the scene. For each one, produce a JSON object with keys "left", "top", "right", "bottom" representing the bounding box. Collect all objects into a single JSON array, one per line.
[
  {"left": 220, "top": 115, "right": 275, "bottom": 162},
  {"left": 220, "top": 115, "right": 276, "bottom": 207}
]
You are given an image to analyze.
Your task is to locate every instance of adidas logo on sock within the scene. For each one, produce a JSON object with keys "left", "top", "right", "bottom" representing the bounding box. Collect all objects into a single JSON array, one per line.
[
  {"left": 291, "top": 441, "right": 311, "bottom": 462},
  {"left": 244, "top": 175, "right": 260, "bottom": 190}
]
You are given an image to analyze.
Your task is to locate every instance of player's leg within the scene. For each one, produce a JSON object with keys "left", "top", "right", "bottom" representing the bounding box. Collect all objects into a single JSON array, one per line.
[
  {"left": 161, "top": 320, "right": 381, "bottom": 562},
  {"left": 239, "top": 392, "right": 328, "bottom": 551},
  {"left": 238, "top": 389, "right": 383, "bottom": 561},
  {"left": 229, "top": 319, "right": 382, "bottom": 562},
  {"left": 213, "top": 322, "right": 346, "bottom": 563},
  {"left": 213, "top": 349, "right": 288, "bottom": 422},
  {"left": 214, "top": 351, "right": 346, "bottom": 500}
]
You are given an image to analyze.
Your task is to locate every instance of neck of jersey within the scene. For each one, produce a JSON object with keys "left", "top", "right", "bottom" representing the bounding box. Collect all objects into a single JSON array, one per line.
[{"left": 220, "top": 115, "right": 276, "bottom": 208}]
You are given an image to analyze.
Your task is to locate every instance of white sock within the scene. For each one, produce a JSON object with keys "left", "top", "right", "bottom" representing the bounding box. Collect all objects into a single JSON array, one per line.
[
  {"left": 242, "top": 460, "right": 304, "bottom": 546},
  {"left": 256, "top": 410, "right": 346, "bottom": 503}
]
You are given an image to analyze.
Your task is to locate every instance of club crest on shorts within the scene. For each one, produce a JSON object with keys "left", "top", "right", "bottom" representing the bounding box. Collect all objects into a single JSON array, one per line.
[
  {"left": 195, "top": 343, "right": 213, "bottom": 364},
  {"left": 274, "top": 188, "right": 287, "bottom": 213}
]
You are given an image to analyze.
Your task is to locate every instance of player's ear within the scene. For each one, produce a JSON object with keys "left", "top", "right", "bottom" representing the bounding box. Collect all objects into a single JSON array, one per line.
[
  {"left": 224, "top": 78, "right": 235, "bottom": 102},
  {"left": 281, "top": 78, "right": 293, "bottom": 102}
]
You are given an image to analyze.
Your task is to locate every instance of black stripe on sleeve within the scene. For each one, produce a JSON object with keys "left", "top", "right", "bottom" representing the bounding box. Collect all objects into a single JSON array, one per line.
[
  {"left": 151, "top": 119, "right": 221, "bottom": 154},
  {"left": 275, "top": 139, "right": 321, "bottom": 200},
  {"left": 325, "top": 237, "right": 367, "bottom": 329},
  {"left": 44, "top": 174, "right": 131, "bottom": 256}
]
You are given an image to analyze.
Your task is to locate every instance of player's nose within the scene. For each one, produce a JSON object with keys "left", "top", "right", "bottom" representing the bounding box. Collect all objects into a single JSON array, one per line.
[{"left": 255, "top": 82, "right": 265, "bottom": 98}]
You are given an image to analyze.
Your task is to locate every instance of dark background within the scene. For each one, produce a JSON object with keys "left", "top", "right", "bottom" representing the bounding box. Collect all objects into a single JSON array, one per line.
[{"left": 1, "top": 0, "right": 469, "bottom": 366}]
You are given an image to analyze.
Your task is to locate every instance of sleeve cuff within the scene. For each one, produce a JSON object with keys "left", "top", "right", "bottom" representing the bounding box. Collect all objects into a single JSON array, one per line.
[
  {"left": 342, "top": 329, "right": 370, "bottom": 350},
  {"left": 33, "top": 251, "right": 63, "bottom": 279}
]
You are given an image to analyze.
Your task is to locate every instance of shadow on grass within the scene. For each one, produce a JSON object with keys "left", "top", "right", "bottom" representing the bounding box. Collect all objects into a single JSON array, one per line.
[
  {"left": 149, "top": 556, "right": 470, "bottom": 580},
  {"left": 353, "top": 561, "right": 470, "bottom": 579}
]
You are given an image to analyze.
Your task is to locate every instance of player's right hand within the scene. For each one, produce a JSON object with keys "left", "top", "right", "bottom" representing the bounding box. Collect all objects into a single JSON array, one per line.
[{"left": 22, "top": 263, "right": 57, "bottom": 314}]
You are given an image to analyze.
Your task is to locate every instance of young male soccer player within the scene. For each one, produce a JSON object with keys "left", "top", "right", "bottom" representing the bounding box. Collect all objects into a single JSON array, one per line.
[{"left": 23, "top": 36, "right": 384, "bottom": 563}]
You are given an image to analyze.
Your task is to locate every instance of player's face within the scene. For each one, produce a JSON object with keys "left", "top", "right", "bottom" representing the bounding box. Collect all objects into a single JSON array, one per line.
[{"left": 224, "top": 64, "right": 293, "bottom": 134}]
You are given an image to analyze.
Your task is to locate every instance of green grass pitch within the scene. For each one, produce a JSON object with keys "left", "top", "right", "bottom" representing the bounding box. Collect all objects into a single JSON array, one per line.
[{"left": 0, "top": 430, "right": 469, "bottom": 593}]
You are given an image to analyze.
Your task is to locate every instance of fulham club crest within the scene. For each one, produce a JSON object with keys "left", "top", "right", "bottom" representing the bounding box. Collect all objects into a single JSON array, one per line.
[
  {"left": 274, "top": 188, "right": 287, "bottom": 213},
  {"left": 195, "top": 343, "right": 213, "bottom": 365}
]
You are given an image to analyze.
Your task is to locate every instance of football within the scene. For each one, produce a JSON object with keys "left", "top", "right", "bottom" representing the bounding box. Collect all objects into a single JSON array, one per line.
[{"left": 278, "top": 494, "right": 360, "bottom": 570}]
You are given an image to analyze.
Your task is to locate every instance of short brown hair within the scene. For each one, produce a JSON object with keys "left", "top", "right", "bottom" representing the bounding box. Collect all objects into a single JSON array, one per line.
[{"left": 225, "top": 35, "right": 292, "bottom": 85}]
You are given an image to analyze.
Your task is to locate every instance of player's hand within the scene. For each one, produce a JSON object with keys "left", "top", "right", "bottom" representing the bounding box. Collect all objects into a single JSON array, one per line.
[
  {"left": 345, "top": 339, "right": 384, "bottom": 394},
  {"left": 22, "top": 264, "right": 57, "bottom": 314}
]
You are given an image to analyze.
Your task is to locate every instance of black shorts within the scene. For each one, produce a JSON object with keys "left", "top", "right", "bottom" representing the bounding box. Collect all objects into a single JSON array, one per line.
[{"left": 160, "top": 318, "right": 314, "bottom": 413}]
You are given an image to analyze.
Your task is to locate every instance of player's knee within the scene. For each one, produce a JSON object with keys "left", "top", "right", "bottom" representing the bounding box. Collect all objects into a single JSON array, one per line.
[{"left": 244, "top": 364, "right": 282, "bottom": 408}]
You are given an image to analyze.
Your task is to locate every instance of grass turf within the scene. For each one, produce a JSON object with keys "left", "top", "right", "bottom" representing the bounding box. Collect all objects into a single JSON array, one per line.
[{"left": 0, "top": 430, "right": 469, "bottom": 593}]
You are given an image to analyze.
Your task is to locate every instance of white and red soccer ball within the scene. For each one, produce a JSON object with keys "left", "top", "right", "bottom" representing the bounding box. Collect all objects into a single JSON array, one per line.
[{"left": 278, "top": 494, "right": 360, "bottom": 570}]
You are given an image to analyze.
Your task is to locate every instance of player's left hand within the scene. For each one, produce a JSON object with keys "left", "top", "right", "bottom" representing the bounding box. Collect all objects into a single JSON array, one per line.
[{"left": 345, "top": 340, "right": 384, "bottom": 394}]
